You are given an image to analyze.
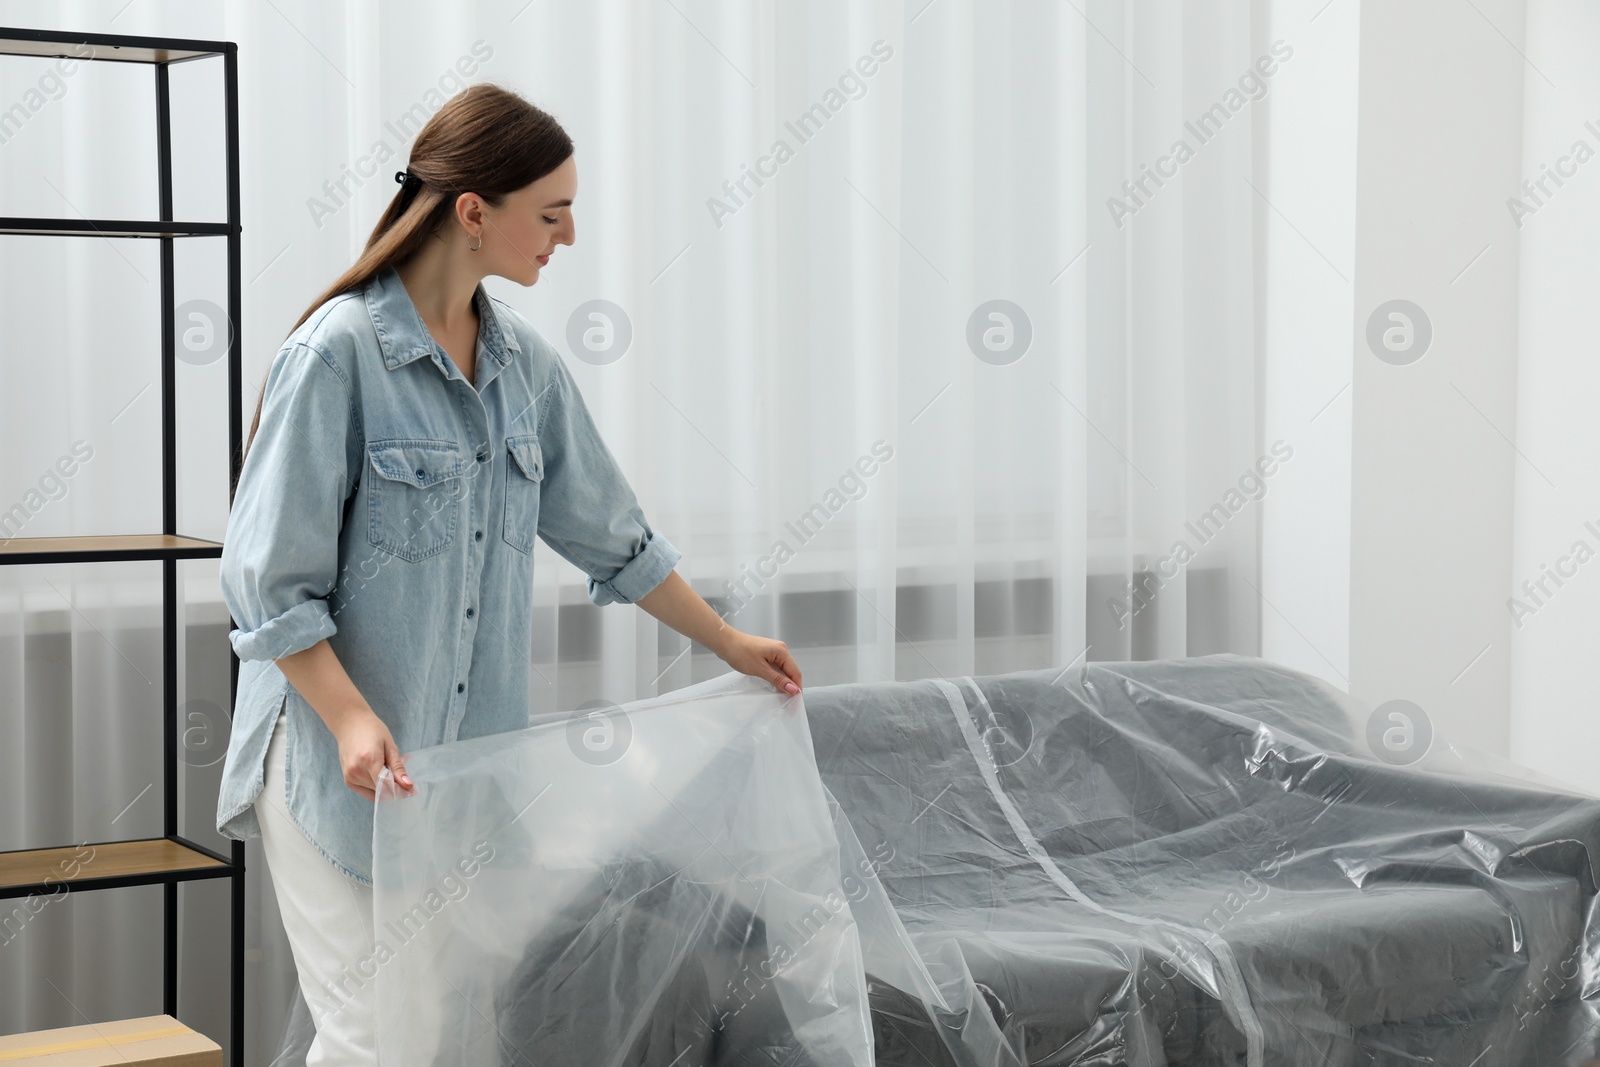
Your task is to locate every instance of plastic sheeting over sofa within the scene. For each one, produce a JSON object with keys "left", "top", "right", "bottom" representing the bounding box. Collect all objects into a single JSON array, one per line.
[{"left": 311, "top": 654, "right": 1600, "bottom": 1065}]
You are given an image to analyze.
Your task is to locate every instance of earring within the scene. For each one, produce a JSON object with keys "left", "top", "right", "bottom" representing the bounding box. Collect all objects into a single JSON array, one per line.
[{"left": 468, "top": 233, "right": 482, "bottom": 252}]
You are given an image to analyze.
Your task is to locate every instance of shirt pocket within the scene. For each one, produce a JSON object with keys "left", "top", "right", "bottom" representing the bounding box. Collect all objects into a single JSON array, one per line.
[
  {"left": 503, "top": 434, "right": 544, "bottom": 555},
  {"left": 366, "top": 438, "right": 470, "bottom": 562}
]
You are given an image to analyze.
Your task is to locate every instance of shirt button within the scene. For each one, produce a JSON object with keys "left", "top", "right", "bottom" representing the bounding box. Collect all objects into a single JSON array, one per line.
[
  {"left": 457, "top": 682, "right": 465, "bottom": 693},
  {"left": 466, "top": 607, "right": 475, "bottom": 619},
  {"left": 415, "top": 469, "right": 426, "bottom": 479},
  {"left": 474, "top": 530, "right": 483, "bottom": 541},
  {"left": 476, "top": 450, "right": 488, "bottom": 463}
]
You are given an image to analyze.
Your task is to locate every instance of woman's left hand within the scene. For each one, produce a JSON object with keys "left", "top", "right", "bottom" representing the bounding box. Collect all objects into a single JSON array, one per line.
[{"left": 718, "top": 630, "right": 802, "bottom": 695}]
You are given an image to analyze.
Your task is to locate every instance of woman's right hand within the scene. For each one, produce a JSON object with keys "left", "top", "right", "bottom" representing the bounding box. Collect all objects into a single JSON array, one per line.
[
  {"left": 334, "top": 709, "right": 415, "bottom": 802},
  {"left": 273, "top": 640, "right": 417, "bottom": 801}
]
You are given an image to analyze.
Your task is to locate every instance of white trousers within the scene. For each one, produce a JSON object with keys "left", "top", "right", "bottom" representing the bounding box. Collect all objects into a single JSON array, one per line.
[{"left": 255, "top": 702, "right": 378, "bottom": 1065}]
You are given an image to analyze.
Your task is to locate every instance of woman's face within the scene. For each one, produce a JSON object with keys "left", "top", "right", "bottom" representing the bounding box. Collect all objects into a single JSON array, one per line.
[{"left": 479, "top": 155, "right": 577, "bottom": 286}]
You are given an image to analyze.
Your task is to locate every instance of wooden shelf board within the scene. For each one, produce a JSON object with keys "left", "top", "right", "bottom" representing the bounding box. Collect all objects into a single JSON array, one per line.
[
  {"left": 0, "top": 534, "right": 223, "bottom": 565},
  {"left": 0, "top": 29, "right": 230, "bottom": 64},
  {"left": 0, "top": 838, "right": 227, "bottom": 891},
  {"left": 0, "top": 218, "right": 232, "bottom": 238}
]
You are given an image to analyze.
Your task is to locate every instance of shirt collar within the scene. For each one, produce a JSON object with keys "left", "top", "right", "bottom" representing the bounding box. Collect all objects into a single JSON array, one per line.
[{"left": 364, "top": 263, "right": 522, "bottom": 372}]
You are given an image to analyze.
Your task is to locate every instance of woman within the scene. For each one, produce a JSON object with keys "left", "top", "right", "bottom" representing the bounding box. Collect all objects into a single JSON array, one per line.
[{"left": 213, "top": 82, "right": 802, "bottom": 1065}]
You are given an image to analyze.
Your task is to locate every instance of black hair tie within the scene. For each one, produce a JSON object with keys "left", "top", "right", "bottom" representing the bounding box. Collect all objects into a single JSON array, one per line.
[{"left": 395, "top": 169, "right": 423, "bottom": 197}]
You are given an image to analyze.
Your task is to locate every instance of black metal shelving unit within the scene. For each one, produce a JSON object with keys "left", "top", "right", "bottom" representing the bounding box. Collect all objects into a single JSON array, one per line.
[{"left": 0, "top": 26, "right": 244, "bottom": 1067}]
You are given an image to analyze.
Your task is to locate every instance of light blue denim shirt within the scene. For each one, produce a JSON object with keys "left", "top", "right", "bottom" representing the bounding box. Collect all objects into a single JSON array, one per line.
[{"left": 214, "top": 263, "right": 681, "bottom": 885}]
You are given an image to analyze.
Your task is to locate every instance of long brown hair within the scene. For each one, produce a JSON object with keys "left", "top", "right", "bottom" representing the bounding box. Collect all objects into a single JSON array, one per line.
[{"left": 240, "top": 82, "right": 573, "bottom": 468}]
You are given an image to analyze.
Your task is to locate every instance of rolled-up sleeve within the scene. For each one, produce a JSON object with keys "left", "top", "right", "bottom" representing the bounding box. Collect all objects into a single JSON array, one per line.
[
  {"left": 221, "top": 341, "right": 358, "bottom": 661},
  {"left": 535, "top": 354, "right": 682, "bottom": 607}
]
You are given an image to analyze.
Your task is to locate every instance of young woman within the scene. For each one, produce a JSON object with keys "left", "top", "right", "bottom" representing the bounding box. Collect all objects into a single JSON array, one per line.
[{"left": 213, "top": 83, "right": 802, "bottom": 1064}]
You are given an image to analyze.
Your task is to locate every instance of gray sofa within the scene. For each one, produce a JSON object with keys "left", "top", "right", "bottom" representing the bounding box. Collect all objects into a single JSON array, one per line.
[{"left": 803, "top": 656, "right": 1600, "bottom": 1065}]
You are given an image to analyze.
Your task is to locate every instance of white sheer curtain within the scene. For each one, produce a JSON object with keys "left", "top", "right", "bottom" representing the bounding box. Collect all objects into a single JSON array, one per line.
[{"left": 0, "top": 1, "right": 1266, "bottom": 1061}]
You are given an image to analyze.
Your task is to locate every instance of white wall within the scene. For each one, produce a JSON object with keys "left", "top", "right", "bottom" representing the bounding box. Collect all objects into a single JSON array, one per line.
[
  {"left": 1266, "top": 0, "right": 1565, "bottom": 762},
  {"left": 1347, "top": 0, "right": 1529, "bottom": 756},
  {"left": 1260, "top": 0, "right": 1358, "bottom": 691},
  {"left": 1508, "top": 0, "right": 1600, "bottom": 792}
]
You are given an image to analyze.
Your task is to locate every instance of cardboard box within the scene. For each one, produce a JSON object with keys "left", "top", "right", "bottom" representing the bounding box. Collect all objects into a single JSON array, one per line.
[{"left": 0, "top": 1015, "right": 220, "bottom": 1066}]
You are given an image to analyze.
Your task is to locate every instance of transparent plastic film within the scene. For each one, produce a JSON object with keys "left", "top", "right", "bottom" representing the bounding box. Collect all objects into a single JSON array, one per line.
[
  {"left": 353, "top": 655, "right": 1600, "bottom": 1066},
  {"left": 371, "top": 672, "right": 876, "bottom": 1067}
]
